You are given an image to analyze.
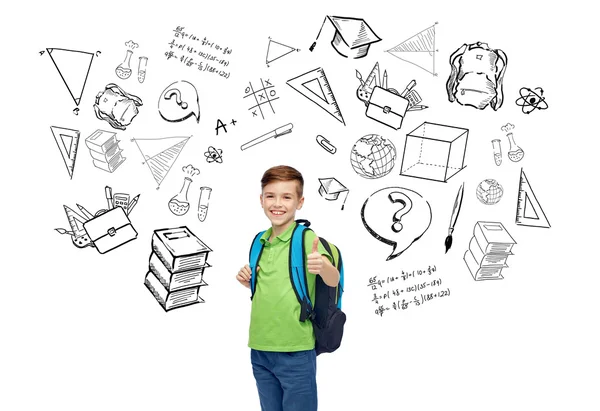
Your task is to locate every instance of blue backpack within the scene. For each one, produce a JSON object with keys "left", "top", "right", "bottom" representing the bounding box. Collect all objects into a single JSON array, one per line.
[{"left": 249, "top": 219, "right": 346, "bottom": 355}]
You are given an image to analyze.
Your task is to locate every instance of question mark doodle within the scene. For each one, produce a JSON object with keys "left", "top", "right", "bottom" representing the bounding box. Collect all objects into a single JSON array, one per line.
[
  {"left": 388, "top": 191, "right": 412, "bottom": 233},
  {"left": 164, "top": 88, "right": 188, "bottom": 110}
]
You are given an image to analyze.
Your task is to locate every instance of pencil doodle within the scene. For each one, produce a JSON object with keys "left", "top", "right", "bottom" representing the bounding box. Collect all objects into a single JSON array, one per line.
[
  {"left": 169, "top": 166, "right": 199, "bottom": 216},
  {"left": 145, "top": 226, "right": 212, "bottom": 311},
  {"left": 516, "top": 168, "right": 550, "bottom": 228},
  {"left": 464, "top": 221, "right": 516, "bottom": 281},
  {"left": 266, "top": 37, "right": 298, "bottom": 66},
  {"left": 476, "top": 179, "right": 504, "bottom": 205},
  {"left": 492, "top": 139, "right": 502, "bottom": 166},
  {"left": 516, "top": 87, "right": 548, "bottom": 114},
  {"left": 386, "top": 23, "right": 438, "bottom": 76},
  {"left": 399, "top": 122, "right": 468, "bottom": 183},
  {"left": 85, "top": 129, "right": 126, "bottom": 173},
  {"left": 502, "top": 123, "right": 524, "bottom": 162},
  {"left": 94, "top": 84, "right": 143, "bottom": 130},
  {"left": 316, "top": 135, "right": 337, "bottom": 154},
  {"left": 138, "top": 57, "right": 148, "bottom": 83},
  {"left": 240, "top": 123, "right": 293, "bottom": 151},
  {"left": 50, "top": 126, "right": 80, "bottom": 179},
  {"left": 318, "top": 177, "right": 349, "bottom": 210},
  {"left": 446, "top": 42, "right": 507, "bottom": 111},
  {"left": 355, "top": 62, "right": 427, "bottom": 130},
  {"left": 104, "top": 185, "right": 140, "bottom": 216},
  {"left": 444, "top": 182, "right": 464, "bottom": 253},
  {"left": 197, "top": 187, "right": 212, "bottom": 222},
  {"left": 350, "top": 134, "right": 397, "bottom": 179},
  {"left": 361, "top": 187, "right": 432, "bottom": 261},
  {"left": 309, "top": 16, "right": 381, "bottom": 59},
  {"left": 132, "top": 136, "right": 191, "bottom": 189},
  {"left": 158, "top": 80, "right": 200, "bottom": 123},
  {"left": 215, "top": 119, "right": 237, "bottom": 135},
  {"left": 45, "top": 48, "right": 95, "bottom": 107},
  {"left": 204, "top": 146, "right": 223, "bottom": 163},
  {"left": 243, "top": 79, "right": 279, "bottom": 119}
]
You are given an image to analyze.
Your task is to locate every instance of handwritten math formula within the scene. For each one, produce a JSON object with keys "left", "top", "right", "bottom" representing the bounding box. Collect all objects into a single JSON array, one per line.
[
  {"left": 165, "top": 27, "right": 233, "bottom": 79},
  {"left": 368, "top": 266, "right": 451, "bottom": 316}
]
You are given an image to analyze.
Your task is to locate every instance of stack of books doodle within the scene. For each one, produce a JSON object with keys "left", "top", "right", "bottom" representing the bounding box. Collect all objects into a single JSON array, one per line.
[
  {"left": 144, "top": 226, "right": 212, "bottom": 311},
  {"left": 85, "top": 129, "right": 126, "bottom": 173},
  {"left": 464, "top": 221, "right": 516, "bottom": 281}
]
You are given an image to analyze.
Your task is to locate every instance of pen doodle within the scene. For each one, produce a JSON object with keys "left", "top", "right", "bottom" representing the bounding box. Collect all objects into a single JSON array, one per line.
[{"left": 240, "top": 123, "right": 293, "bottom": 151}]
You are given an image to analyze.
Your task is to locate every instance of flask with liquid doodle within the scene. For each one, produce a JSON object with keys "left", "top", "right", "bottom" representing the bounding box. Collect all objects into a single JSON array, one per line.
[
  {"left": 507, "top": 132, "right": 524, "bottom": 162},
  {"left": 169, "top": 177, "right": 192, "bottom": 216},
  {"left": 197, "top": 187, "right": 212, "bottom": 222},
  {"left": 115, "top": 50, "right": 133, "bottom": 80}
]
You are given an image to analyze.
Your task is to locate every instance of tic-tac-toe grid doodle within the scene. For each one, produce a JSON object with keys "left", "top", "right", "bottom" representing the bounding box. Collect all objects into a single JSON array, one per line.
[{"left": 243, "top": 78, "right": 279, "bottom": 119}]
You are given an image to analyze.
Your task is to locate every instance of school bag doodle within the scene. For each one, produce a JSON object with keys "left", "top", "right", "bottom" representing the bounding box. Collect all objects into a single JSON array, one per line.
[
  {"left": 249, "top": 219, "right": 346, "bottom": 355},
  {"left": 446, "top": 41, "right": 507, "bottom": 111},
  {"left": 93, "top": 83, "right": 143, "bottom": 130}
]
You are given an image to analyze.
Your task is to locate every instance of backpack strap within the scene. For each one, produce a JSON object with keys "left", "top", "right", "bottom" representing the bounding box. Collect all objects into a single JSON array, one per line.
[
  {"left": 249, "top": 230, "right": 266, "bottom": 300},
  {"left": 290, "top": 221, "right": 314, "bottom": 322},
  {"left": 319, "top": 238, "right": 344, "bottom": 309}
]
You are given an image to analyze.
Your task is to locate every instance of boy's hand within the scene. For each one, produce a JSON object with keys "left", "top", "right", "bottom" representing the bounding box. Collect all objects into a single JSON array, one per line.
[
  {"left": 237, "top": 264, "right": 255, "bottom": 288},
  {"left": 307, "top": 237, "right": 323, "bottom": 275}
]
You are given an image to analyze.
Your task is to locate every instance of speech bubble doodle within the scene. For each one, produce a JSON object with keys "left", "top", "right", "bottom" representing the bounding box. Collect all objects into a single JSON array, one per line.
[
  {"left": 361, "top": 186, "right": 432, "bottom": 261},
  {"left": 158, "top": 80, "right": 200, "bottom": 123}
]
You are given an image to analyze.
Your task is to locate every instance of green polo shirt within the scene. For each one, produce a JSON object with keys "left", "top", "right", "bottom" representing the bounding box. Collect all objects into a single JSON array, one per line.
[{"left": 248, "top": 222, "right": 332, "bottom": 352}]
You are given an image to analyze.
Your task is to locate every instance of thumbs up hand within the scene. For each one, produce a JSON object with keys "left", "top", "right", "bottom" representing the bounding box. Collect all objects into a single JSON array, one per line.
[{"left": 307, "top": 237, "right": 324, "bottom": 275}]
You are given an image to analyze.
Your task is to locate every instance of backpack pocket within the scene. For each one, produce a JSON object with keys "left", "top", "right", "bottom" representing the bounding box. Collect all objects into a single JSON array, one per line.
[{"left": 314, "top": 308, "right": 346, "bottom": 355}]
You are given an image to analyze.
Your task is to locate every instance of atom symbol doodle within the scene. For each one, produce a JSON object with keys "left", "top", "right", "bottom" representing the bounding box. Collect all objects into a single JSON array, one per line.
[
  {"left": 516, "top": 87, "right": 548, "bottom": 114},
  {"left": 204, "top": 146, "right": 223, "bottom": 163}
]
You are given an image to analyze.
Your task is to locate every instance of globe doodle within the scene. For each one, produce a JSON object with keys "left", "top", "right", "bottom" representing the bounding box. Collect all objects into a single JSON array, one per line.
[
  {"left": 350, "top": 134, "right": 397, "bottom": 179},
  {"left": 476, "top": 179, "right": 504, "bottom": 205}
]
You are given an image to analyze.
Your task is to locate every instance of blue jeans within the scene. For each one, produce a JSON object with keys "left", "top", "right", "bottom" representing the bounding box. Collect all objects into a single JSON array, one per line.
[{"left": 251, "top": 349, "right": 317, "bottom": 411}]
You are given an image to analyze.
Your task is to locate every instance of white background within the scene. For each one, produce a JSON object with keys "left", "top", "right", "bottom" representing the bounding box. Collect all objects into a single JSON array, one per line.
[{"left": 2, "top": 1, "right": 598, "bottom": 410}]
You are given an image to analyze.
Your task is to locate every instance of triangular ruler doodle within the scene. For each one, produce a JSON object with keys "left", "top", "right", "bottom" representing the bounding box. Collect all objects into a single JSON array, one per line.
[
  {"left": 46, "top": 48, "right": 95, "bottom": 106},
  {"left": 132, "top": 136, "right": 191, "bottom": 188},
  {"left": 516, "top": 168, "right": 550, "bottom": 228},
  {"left": 287, "top": 67, "right": 345, "bottom": 125},
  {"left": 50, "top": 126, "right": 80, "bottom": 179},
  {"left": 266, "top": 39, "right": 297, "bottom": 65},
  {"left": 63, "top": 205, "right": 88, "bottom": 237},
  {"left": 386, "top": 23, "right": 437, "bottom": 76}
]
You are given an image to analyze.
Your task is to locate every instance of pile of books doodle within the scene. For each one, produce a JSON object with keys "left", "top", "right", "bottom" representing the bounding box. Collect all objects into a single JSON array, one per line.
[
  {"left": 85, "top": 129, "right": 125, "bottom": 173},
  {"left": 464, "top": 221, "right": 516, "bottom": 281},
  {"left": 145, "top": 226, "right": 212, "bottom": 311}
]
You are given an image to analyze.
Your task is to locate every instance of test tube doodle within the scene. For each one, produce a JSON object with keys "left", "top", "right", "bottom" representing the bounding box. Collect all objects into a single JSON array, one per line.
[
  {"left": 197, "top": 187, "right": 212, "bottom": 222},
  {"left": 138, "top": 56, "right": 148, "bottom": 83},
  {"left": 492, "top": 139, "right": 502, "bottom": 166}
]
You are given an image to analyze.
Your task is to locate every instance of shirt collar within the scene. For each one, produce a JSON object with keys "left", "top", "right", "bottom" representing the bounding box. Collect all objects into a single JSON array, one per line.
[{"left": 260, "top": 221, "right": 297, "bottom": 245}]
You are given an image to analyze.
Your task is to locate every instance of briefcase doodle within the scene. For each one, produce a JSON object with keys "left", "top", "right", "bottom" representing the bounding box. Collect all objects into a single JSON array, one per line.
[
  {"left": 366, "top": 86, "right": 409, "bottom": 130},
  {"left": 83, "top": 206, "right": 138, "bottom": 254}
]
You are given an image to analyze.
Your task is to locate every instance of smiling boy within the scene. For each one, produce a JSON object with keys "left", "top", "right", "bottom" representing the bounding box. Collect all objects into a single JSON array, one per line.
[{"left": 236, "top": 165, "right": 339, "bottom": 411}]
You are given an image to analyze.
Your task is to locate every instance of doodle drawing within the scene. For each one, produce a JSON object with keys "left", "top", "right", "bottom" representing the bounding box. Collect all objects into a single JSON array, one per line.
[
  {"left": 197, "top": 187, "right": 212, "bottom": 222},
  {"left": 55, "top": 205, "right": 93, "bottom": 249},
  {"left": 94, "top": 84, "right": 143, "bottom": 130},
  {"left": 132, "top": 136, "right": 191, "bottom": 189},
  {"left": 361, "top": 187, "right": 432, "bottom": 261},
  {"left": 464, "top": 221, "right": 516, "bottom": 281},
  {"left": 492, "top": 139, "right": 502, "bottom": 166},
  {"left": 502, "top": 123, "right": 524, "bottom": 162},
  {"left": 386, "top": 23, "right": 438, "bottom": 76},
  {"left": 243, "top": 79, "right": 279, "bottom": 120},
  {"left": 45, "top": 48, "right": 95, "bottom": 107},
  {"left": 266, "top": 38, "right": 298, "bottom": 66},
  {"left": 145, "top": 226, "right": 212, "bottom": 312},
  {"left": 399, "top": 122, "right": 468, "bottom": 183},
  {"left": 116, "top": 50, "right": 134, "bottom": 80},
  {"left": 287, "top": 68, "right": 345, "bottom": 125},
  {"left": 350, "top": 134, "right": 397, "bottom": 179},
  {"left": 476, "top": 179, "right": 503, "bottom": 205},
  {"left": 318, "top": 177, "right": 349, "bottom": 210},
  {"left": 50, "top": 126, "right": 80, "bottom": 179},
  {"left": 158, "top": 80, "right": 200, "bottom": 123},
  {"left": 310, "top": 16, "right": 381, "bottom": 59},
  {"left": 516, "top": 87, "right": 548, "bottom": 114},
  {"left": 138, "top": 57, "right": 148, "bottom": 83},
  {"left": 444, "top": 182, "right": 464, "bottom": 253},
  {"left": 83, "top": 206, "right": 138, "bottom": 254},
  {"left": 316, "top": 135, "right": 337, "bottom": 154},
  {"left": 516, "top": 168, "right": 550, "bottom": 228},
  {"left": 446, "top": 42, "right": 507, "bottom": 111},
  {"left": 240, "top": 123, "right": 293, "bottom": 151},
  {"left": 215, "top": 119, "right": 236, "bottom": 135},
  {"left": 85, "top": 130, "right": 126, "bottom": 173},
  {"left": 204, "top": 146, "right": 223, "bottom": 163},
  {"left": 168, "top": 165, "right": 200, "bottom": 216}
]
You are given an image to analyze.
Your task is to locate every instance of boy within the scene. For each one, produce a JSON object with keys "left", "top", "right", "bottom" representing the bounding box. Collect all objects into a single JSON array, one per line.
[{"left": 236, "top": 165, "right": 340, "bottom": 411}]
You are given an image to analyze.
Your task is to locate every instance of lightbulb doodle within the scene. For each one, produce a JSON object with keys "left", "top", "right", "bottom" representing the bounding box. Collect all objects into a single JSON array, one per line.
[{"left": 361, "top": 187, "right": 432, "bottom": 261}]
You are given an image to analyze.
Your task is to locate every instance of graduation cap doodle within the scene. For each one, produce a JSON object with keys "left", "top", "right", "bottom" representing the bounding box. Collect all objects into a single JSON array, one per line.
[
  {"left": 310, "top": 16, "right": 381, "bottom": 59},
  {"left": 318, "top": 177, "right": 349, "bottom": 210}
]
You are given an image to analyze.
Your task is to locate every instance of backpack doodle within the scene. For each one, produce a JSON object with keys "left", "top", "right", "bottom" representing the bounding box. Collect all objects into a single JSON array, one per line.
[
  {"left": 446, "top": 41, "right": 507, "bottom": 111},
  {"left": 249, "top": 219, "right": 346, "bottom": 355}
]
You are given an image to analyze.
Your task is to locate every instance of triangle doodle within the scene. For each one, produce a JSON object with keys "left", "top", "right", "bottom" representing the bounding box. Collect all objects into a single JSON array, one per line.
[
  {"left": 386, "top": 24, "right": 437, "bottom": 76},
  {"left": 266, "top": 39, "right": 297, "bottom": 65},
  {"left": 287, "top": 67, "right": 345, "bottom": 125},
  {"left": 132, "top": 136, "right": 191, "bottom": 188},
  {"left": 47, "top": 48, "right": 95, "bottom": 106},
  {"left": 515, "top": 168, "right": 550, "bottom": 228},
  {"left": 50, "top": 126, "right": 80, "bottom": 179}
]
